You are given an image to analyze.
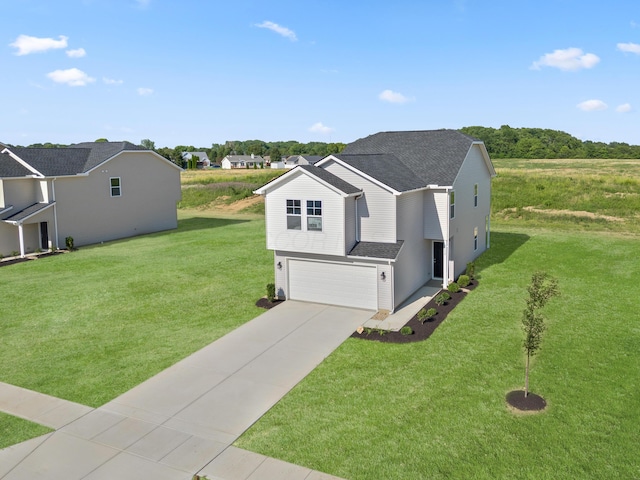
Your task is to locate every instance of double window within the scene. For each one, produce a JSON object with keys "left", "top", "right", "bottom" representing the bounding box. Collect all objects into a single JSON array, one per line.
[
  {"left": 110, "top": 177, "right": 121, "bottom": 197},
  {"left": 286, "top": 199, "right": 322, "bottom": 231}
]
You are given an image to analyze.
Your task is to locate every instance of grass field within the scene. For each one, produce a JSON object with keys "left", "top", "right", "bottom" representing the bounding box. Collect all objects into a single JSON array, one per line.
[
  {"left": 0, "top": 210, "right": 272, "bottom": 409},
  {"left": 236, "top": 227, "right": 640, "bottom": 479}
]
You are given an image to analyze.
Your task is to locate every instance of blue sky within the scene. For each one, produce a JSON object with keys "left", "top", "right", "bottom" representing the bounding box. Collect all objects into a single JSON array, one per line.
[{"left": 4, "top": 0, "right": 640, "bottom": 148}]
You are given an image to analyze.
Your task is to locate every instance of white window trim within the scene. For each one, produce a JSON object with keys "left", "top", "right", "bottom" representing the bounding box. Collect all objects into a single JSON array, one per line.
[
  {"left": 474, "top": 184, "right": 478, "bottom": 208},
  {"left": 286, "top": 199, "right": 301, "bottom": 230},
  {"left": 110, "top": 177, "right": 122, "bottom": 197},
  {"left": 450, "top": 191, "right": 455, "bottom": 219},
  {"left": 306, "top": 200, "right": 323, "bottom": 232},
  {"left": 473, "top": 226, "right": 478, "bottom": 251}
]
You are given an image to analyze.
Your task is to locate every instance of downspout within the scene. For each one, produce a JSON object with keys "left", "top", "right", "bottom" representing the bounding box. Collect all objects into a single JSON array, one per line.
[
  {"left": 52, "top": 178, "right": 59, "bottom": 250},
  {"left": 389, "top": 259, "right": 394, "bottom": 312},
  {"left": 443, "top": 187, "right": 452, "bottom": 290},
  {"left": 355, "top": 193, "right": 362, "bottom": 242}
]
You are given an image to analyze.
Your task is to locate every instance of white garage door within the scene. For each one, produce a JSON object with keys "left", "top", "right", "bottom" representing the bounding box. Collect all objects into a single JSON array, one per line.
[{"left": 288, "top": 260, "right": 377, "bottom": 310}]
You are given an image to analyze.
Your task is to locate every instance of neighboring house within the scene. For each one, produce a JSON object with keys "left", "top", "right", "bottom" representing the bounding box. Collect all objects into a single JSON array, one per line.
[
  {"left": 181, "top": 151, "right": 211, "bottom": 168},
  {"left": 254, "top": 129, "right": 496, "bottom": 311},
  {"left": 284, "top": 155, "right": 323, "bottom": 168},
  {"left": 221, "top": 154, "right": 264, "bottom": 169},
  {"left": 0, "top": 142, "right": 182, "bottom": 257}
]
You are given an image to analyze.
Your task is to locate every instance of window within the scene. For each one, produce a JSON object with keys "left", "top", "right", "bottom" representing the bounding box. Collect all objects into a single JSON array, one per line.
[
  {"left": 474, "top": 184, "right": 478, "bottom": 207},
  {"left": 474, "top": 226, "right": 478, "bottom": 251},
  {"left": 286, "top": 199, "right": 301, "bottom": 230},
  {"left": 306, "top": 200, "right": 322, "bottom": 231},
  {"left": 110, "top": 177, "right": 121, "bottom": 197},
  {"left": 450, "top": 191, "right": 455, "bottom": 219}
]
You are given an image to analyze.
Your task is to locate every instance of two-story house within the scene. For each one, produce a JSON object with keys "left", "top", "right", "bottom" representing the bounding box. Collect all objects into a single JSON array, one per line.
[
  {"left": 0, "top": 142, "right": 182, "bottom": 257},
  {"left": 254, "top": 129, "right": 496, "bottom": 311}
]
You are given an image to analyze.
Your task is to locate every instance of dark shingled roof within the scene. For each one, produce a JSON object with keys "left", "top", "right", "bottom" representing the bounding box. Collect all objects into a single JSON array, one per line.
[
  {"left": 1, "top": 142, "right": 148, "bottom": 177},
  {"left": 297, "top": 165, "right": 361, "bottom": 195},
  {"left": 0, "top": 152, "right": 33, "bottom": 177},
  {"left": 340, "top": 129, "right": 481, "bottom": 190},
  {"left": 2, "top": 202, "right": 52, "bottom": 223},
  {"left": 331, "top": 153, "right": 425, "bottom": 192},
  {"left": 348, "top": 240, "right": 404, "bottom": 260}
]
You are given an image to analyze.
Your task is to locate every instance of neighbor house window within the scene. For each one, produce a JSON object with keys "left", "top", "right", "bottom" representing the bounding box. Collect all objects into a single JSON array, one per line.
[
  {"left": 110, "top": 177, "right": 121, "bottom": 197},
  {"left": 474, "top": 226, "right": 478, "bottom": 251},
  {"left": 286, "top": 199, "right": 301, "bottom": 230},
  {"left": 474, "top": 184, "right": 478, "bottom": 207},
  {"left": 450, "top": 191, "right": 455, "bottom": 219},
  {"left": 307, "top": 200, "right": 322, "bottom": 231}
]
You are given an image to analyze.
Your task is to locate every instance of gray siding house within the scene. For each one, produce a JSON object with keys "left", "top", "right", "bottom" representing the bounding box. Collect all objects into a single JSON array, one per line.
[
  {"left": 0, "top": 142, "right": 182, "bottom": 257},
  {"left": 254, "top": 129, "right": 496, "bottom": 312}
]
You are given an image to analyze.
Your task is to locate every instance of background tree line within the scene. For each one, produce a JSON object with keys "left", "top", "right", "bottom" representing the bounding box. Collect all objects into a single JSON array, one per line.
[
  {"left": 15, "top": 126, "right": 640, "bottom": 163},
  {"left": 460, "top": 125, "right": 640, "bottom": 159}
]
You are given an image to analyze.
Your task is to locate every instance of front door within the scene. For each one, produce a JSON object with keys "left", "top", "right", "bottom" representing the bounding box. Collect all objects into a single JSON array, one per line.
[
  {"left": 40, "top": 222, "right": 49, "bottom": 250},
  {"left": 433, "top": 241, "right": 444, "bottom": 278}
]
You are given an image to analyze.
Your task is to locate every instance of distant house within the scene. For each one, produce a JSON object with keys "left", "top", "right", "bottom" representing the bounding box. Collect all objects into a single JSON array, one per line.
[
  {"left": 0, "top": 142, "right": 182, "bottom": 257},
  {"left": 221, "top": 154, "right": 264, "bottom": 169},
  {"left": 181, "top": 151, "right": 211, "bottom": 168},
  {"left": 284, "top": 155, "right": 324, "bottom": 168},
  {"left": 254, "top": 130, "right": 495, "bottom": 311}
]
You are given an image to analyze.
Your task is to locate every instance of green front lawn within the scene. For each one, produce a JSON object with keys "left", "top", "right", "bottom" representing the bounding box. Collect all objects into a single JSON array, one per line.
[
  {"left": 236, "top": 228, "right": 640, "bottom": 479},
  {"left": 0, "top": 211, "right": 272, "bottom": 408},
  {"left": 0, "top": 413, "right": 52, "bottom": 449}
]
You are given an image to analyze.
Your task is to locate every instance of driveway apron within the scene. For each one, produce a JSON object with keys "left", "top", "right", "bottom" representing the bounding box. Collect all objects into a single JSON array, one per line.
[{"left": 0, "top": 301, "right": 372, "bottom": 479}]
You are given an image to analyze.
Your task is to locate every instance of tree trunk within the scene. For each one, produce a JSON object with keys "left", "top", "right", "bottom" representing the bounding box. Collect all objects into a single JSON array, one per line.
[{"left": 524, "top": 353, "right": 530, "bottom": 398}]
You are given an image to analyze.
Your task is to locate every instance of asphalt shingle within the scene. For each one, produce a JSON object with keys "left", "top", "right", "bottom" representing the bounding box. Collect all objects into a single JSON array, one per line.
[
  {"left": 348, "top": 240, "right": 404, "bottom": 260},
  {"left": 297, "top": 165, "right": 361, "bottom": 195}
]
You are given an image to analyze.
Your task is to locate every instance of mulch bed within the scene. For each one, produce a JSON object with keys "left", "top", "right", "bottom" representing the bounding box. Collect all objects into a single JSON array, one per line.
[
  {"left": 351, "top": 280, "right": 478, "bottom": 344},
  {"left": 505, "top": 390, "right": 547, "bottom": 411},
  {"left": 255, "top": 297, "right": 286, "bottom": 309}
]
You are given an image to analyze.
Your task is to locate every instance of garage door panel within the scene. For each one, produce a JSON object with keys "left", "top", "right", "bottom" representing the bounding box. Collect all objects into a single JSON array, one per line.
[{"left": 288, "top": 260, "right": 377, "bottom": 310}]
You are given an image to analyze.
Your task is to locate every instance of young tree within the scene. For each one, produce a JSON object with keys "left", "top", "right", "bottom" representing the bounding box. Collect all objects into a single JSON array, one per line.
[
  {"left": 140, "top": 138, "right": 156, "bottom": 150},
  {"left": 522, "top": 272, "right": 559, "bottom": 397}
]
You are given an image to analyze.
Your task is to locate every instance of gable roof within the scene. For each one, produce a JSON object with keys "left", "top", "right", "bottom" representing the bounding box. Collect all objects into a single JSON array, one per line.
[
  {"left": 254, "top": 165, "right": 361, "bottom": 197},
  {"left": 1, "top": 142, "right": 160, "bottom": 177},
  {"left": 339, "top": 129, "right": 489, "bottom": 188},
  {"left": 2, "top": 202, "right": 53, "bottom": 224}
]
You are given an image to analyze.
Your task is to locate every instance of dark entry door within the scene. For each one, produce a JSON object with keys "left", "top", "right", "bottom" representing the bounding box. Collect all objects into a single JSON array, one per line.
[
  {"left": 40, "top": 222, "right": 49, "bottom": 250},
  {"left": 433, "top": 241, "right": 444, "bottom": 278}
]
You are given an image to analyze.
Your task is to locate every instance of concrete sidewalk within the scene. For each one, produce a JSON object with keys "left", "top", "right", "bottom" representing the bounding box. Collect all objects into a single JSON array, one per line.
[{"left": 0, "top": 301, "right": 373, "bottom": 479}]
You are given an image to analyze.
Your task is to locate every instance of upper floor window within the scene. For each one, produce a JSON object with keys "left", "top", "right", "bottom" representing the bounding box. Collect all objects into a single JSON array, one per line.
[
  {"left": 474, "top": 226, "right": 479, "bottom": 251},
  {"left": 110, "top": 177, "right": 121, "bottom": 197},
  {"left": 474, "top": 184, "right": 478, "bottom": 207},
  {"left": 286, "top": 199, "right": 301, "bottom": 230},
  {"left": 306, "top": 200, "right": 322, "bottom": 231},
  {"left": 450, "top": 191, "right": 455, "bottom": 219}
]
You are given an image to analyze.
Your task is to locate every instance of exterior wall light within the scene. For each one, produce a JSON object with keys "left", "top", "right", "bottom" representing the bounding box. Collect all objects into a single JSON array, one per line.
[
  {"left": 277, "top": 261, "right": 282, "bottom": 270},
  {"left": 380, "top": 271, "right": 386, "bottom": 280}
]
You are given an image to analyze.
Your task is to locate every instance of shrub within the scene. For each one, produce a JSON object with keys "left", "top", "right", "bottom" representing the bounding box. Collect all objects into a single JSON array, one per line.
[
  {"left": 65, "top": 236, "right": 74, "bottom": 251},
  {"left": 435, "top": 292, "right": 451, "bottom": 306},
  {"left": 458, "top": 274, "right": 470, "bottom": 288},
  {"left": 266, "top": 283, "right": 276, "bottom": 302},
  {"left": 466, "top": 261, "right": 475, "bottom": 279},
  {"left": 426, "top": 307, "right": 437, "bottom": 319},
  {"left": 417, "top": 308, "right": 429, "bottom": 323},
  {"left": 400, "top": 326, "right": 413, "bottom": 336},
  {"left": 448, "top": 282, "right": 460, "bottom": 293},
  {"left": 11, "top": 251, "right": 20, "bottom": 257}
]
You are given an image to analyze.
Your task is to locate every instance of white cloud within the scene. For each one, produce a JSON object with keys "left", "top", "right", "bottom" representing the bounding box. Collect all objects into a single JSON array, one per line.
[
  {"left": 617, "top": 42, "right": 640, "bottom": 54},
  {"left": 46, "top": 68, "right": 95, "bottom": 87},
  {"left": 531, "top": 47, "right": 600, "bottom": 71},
  {"left": 103, "top": 77, "right": 124, "bottom": 85},
  {"left": 308, "top": 122, "right": 334, "bottom": 134},
  {"left": 616, "top": 103, "right": 632, "bottom": 113},
  {"left": 577, "top": 99, "right": 608, "bottom": 111},
  {"left": 10, "top": 34, "right": 68, "bottom": 55},
  {"left": 137, "top": 87, "right": 153, "bottom": 96},
  {"left": 66, "top": 48, "right": 86, "bottom": 58},
  {"left": 255, "top": 21, "right": 297, "bottom": 41},
  {"left": 379, "top": 89, "right": 412, "bottom": 104}
]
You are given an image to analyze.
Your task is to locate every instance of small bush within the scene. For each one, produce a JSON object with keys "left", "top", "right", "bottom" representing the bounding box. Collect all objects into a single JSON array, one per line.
[
  {"left": 65, "top": 236, "right": 74, "bottom": 251},
  {"left": 458, "top": 274, "right": 470, "bottom": 288},
  {"left": 466, "top": 261, "right": 475, "bottom": 279},
  {"left": 400, "top": 326, "right": 413, "bottom": 336},
  {"left": 435, "top": 292, "right": 451, "bottom": 306},
  {"left": 426, "top": 307, "right": 437, "bottom": 319},
  {"left": 417, "top": 308, "right": 429, "bottom": 323},
  {"left": 11, "top": 250, "right": 20, "bottom": 257},
  {"left": 448, "top": 282, "right": 460, "bottom": 293},
  {"left": 266, "top": 283, "right": 276, "bottom": 302}
]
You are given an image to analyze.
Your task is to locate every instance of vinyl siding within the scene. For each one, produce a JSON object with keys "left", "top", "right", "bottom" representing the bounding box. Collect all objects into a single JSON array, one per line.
[
  {"left": 424, "top": 189, "right": 449, "bottom": 240},
  {"left": 394, "top": 191, "right": 430, "bottom": 307},
  {"left": 377, "top": 264, "right": 393, "bottom": 311},
  {"left": 344, "top": 196, "right": 357, "bottom": 252},
  {"left": 53, "top": 152, "right": 181, "bottom": 248},
  {"left": 264, "top": 172, "right": 346, "bottom": 256},
  {"left": 322, "top": 160, "right": 396, "bottom": 243},
  {"left": 449, "top": 144, "right": 492, "bottom": 278}
]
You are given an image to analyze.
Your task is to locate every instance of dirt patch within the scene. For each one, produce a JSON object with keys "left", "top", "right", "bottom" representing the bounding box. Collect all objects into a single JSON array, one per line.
[
  {"left": 222, "top": 195, "right": 264, "bottom": 213},
  {"left": 506, "top": 390, "right": 547, "bottom": 412},
  {"left": 500, "top": 206, "right": 624, "bottom": 223}
]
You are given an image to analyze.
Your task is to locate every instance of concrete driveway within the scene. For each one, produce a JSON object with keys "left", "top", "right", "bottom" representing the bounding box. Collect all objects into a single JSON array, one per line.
[{"left": 0, "top": 301, "right": 373, "bottom": 479}]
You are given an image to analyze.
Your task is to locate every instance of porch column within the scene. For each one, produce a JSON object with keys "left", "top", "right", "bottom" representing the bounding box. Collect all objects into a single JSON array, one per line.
[
  {"left": 18, "top": 223, "right": 25, "bottom": 258},
  {"left": 442, "top": 240, "right": 449, "bottom": 289}
]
